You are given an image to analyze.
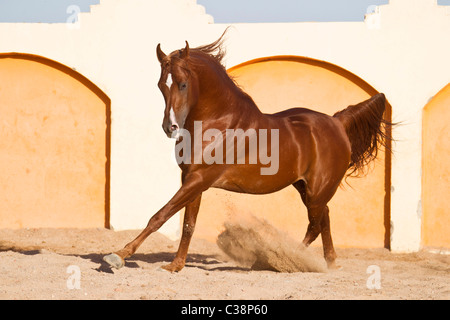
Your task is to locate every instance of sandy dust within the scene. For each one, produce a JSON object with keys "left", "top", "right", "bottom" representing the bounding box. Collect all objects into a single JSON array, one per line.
[
  {"left": 0, "top": 226, "right": 449, "bottom": 300},
  {"left": 217, "top": 215, "right": 327, "bottom": 273}
]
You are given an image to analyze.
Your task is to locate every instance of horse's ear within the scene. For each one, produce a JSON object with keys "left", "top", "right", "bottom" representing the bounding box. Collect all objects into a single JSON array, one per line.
[
  {"left": 180, "top": 41, "right": 190, "bottom": 59},
  {"left": 156, "top": 43, "right": 166, "bottom": 63}
]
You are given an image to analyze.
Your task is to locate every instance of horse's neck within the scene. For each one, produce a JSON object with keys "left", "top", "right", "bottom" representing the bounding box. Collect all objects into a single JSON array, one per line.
[{"left": 195, "top": 71, "right": 263, "bottom": 123}]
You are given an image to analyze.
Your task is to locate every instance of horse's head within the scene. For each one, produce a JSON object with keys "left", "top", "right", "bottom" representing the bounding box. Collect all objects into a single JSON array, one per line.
[{"left": 157, "top": 41, "right": 199, "bottom": 139}]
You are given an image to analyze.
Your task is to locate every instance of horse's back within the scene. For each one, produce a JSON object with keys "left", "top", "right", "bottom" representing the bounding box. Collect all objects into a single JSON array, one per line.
[
  {"left": 271, "top": 107, "right": 332, "bottom": 123},
  {"left": 269, "top": 107, "right": 346, "bottom": 136},
  {"left": 270, "top": 107, "right": 351, "bottom": 182}
]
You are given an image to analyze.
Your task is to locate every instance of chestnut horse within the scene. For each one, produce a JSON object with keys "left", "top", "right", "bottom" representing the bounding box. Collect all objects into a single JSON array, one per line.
[{"left": 104, "top": 34, "right": 391, "bottom": 272}]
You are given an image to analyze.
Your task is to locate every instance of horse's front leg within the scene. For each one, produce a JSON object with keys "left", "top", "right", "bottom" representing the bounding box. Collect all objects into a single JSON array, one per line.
[
  {"left": 103, "top": 171, "right": 211, "bottom": 270},
  {"left": 161, "top": 193, "right": 202, "bottom": 272}
]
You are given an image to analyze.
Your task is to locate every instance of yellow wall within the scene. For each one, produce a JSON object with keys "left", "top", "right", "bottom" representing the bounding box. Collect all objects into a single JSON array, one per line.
[
  {"left": 422, "top": 83, "right": 450, "bottom": 248},
  {"left": 194, "top": 56, "right": 390, "bottom": 248},
  {"left": 0, "top": 54, "right": 110, "bottom": 228}
]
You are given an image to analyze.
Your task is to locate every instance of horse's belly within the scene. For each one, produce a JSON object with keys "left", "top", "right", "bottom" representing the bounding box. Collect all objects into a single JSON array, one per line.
[{"left": 211, "top": 166, "right": 298, "bottom": 194}]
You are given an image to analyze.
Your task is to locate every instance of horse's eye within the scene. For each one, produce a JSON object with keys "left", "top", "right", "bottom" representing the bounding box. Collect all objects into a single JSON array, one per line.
[{"left": 179, "top": 82, "right": 187, "bottom": 91}]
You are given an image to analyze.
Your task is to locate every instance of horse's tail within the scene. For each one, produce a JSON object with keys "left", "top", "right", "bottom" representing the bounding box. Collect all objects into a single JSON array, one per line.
[{"left": 333, "top": 93, "right": 392, "bottom": 177}]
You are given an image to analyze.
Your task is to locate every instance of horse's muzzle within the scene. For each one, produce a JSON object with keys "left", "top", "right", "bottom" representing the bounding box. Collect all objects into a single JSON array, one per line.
[{"left": 163, "top": 123, "right": 180, "bottom": 139}]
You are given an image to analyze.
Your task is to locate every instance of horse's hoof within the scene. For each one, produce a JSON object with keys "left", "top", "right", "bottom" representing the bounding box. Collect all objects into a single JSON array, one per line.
[
  {"left": 157, "top": 266, "right": 171, "bottom": 273},
  {"left": 159, "top": 263, "right": 183, "bottom": 273},
  {"left": 103, "top": 253, "right": 125, "bottom": 269},
  {"left": 327, "top": 261, "right": 342, "bottom": 270}
]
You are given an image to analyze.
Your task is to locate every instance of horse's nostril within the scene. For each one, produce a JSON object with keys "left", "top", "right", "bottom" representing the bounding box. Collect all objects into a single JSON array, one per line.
[{"left": 171, "top": 124, "right": 179, "bottom": 132}]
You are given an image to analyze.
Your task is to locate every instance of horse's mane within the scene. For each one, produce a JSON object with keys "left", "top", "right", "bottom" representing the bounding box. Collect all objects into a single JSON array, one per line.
[
  {"left": 188, "top": 28, "right": 256, "bottom": 105},
  {"left": 191, "top": 29, "right": 227, "bottom": 67}
]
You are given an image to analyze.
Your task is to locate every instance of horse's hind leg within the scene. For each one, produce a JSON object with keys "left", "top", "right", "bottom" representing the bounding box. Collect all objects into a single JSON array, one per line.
[
  {"left": 293, "top": 180, "right": 338, "bottom": 269},
  {"left": 304, "top": 205, "right": 337, "bottom": 269},
  {"left": 161, "top": 194, "right": 202, "bottom": 272},
  {"left": 318, "top": 206, "right": 337, "bottom": 268}
]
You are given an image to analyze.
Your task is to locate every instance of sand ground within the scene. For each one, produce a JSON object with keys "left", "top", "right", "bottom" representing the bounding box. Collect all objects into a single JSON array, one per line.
[{"left": 0, "top": 228, "right": 448, "bottom": 300}]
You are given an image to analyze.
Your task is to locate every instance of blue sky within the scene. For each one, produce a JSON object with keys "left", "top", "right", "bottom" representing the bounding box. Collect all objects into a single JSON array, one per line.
[
  {"left": 0, "top": 0, "right": 449, "bottom": 23},
  {"left": 0, "top": 0, "right": 97, "bottom": 22}
]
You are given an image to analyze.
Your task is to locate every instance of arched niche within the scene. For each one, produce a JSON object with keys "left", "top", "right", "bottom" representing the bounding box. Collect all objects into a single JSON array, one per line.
[{"left": 0, "top": 53, "right": 111, "bottom": 228}]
